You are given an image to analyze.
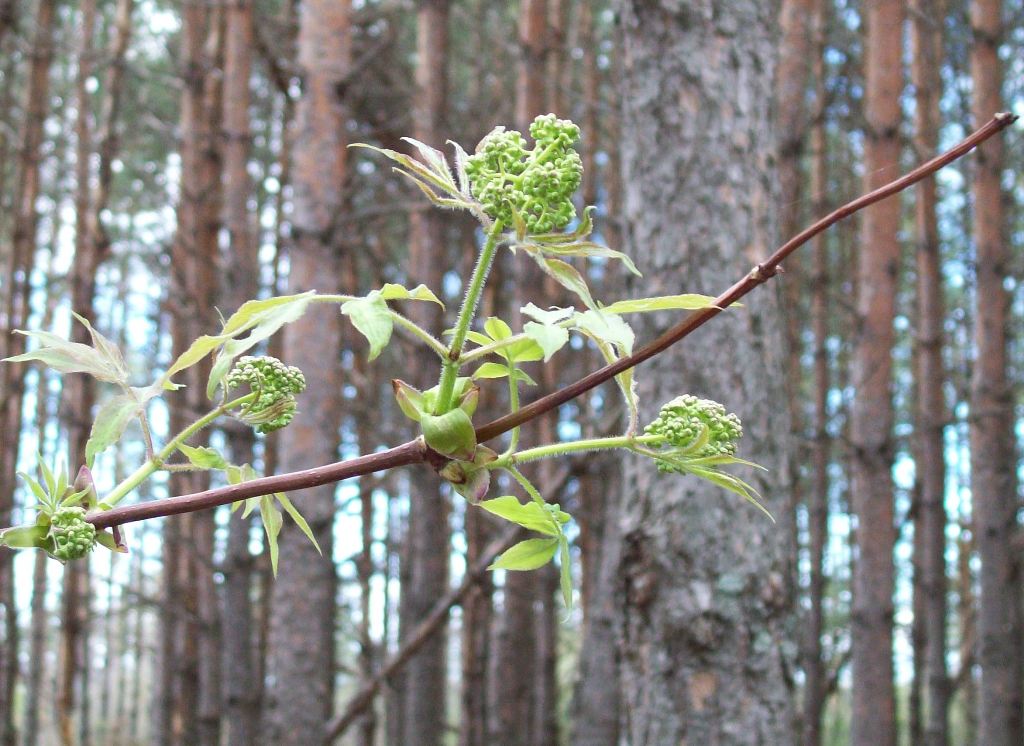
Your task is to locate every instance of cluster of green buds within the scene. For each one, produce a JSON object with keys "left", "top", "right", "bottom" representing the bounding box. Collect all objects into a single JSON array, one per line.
[
  {"left": 645, "top": 395, "right": 743, "bottom": 468},
  {"left": 466, "top": 114, "right": 583, "bottom": 234},
  {"left": 48, "top": 506, "right": 97, "bottom": 561},
  {"left": 225, "top": 355, "right": 307, "bottom": 434}
]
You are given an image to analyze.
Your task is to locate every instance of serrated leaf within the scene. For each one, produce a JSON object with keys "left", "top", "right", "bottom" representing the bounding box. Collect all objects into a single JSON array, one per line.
[
  {"left": 559, "top": 538, "right": 573, "bottom": 609},
  {"left": 601, "top": 294, "right": 720, "bottom": 314},
  {"left": 401, "top": 137, "right": 458, "bottom": 189},
  {"left": 379, "top": 283, "right": 444, "bottom": 308},
  {"left": 449, "top": 139, "right": 472, "bottom": 196},
  {"left": 506, "top": 338, "right": 545, "bottom": 363},
  {"left": 351, "top": 143, "right": 461, "bottom": 199},
  {"left": 472, "top": 362, "right": 511, "bottom": 379},
  {"left": 490, "top": 538, "right": 559, "bottom": 571},
  {"left": 539, "top": 241, "right": 641, "bottom": 276},
  {"left": 5, "top": 330, "right": 125, "bottom": 383},
  {"left": 522, "top": 322, "right": 569, "bottom": 362},
  {"left": 483, "top": 317, "right": 513, "bottom": 341},
  {"left": 259, "top": 495, "right": 284, "bottom": 575},
  {"left": 275, "top": 493, "right": 322, "bottom": 555},
  {"left": 177, "top": 444, "right": 229, "bottom": 470},
  {"left": 71, "top": 312, "right": 130, "bottom": 379},
  {"left": 341, "top": 292, "right": 394, "bottom": 361},
  {"left": 85, "top": 393, "right": 142, "bottom": 467},
  {"left": 520, "top": 303, "right": 575, "bottom": 325},
  {"left": 575, "top": 310, "right": 635, "bottom": 355},
  {"left": 536, "top": 257, "right": 597, "bottom": 309},
  {"left": 479, "top": 496, "right": 559, "bottom": 536},
  {"left": 17, "top": 472, "right": 51, "bottom": 513}
]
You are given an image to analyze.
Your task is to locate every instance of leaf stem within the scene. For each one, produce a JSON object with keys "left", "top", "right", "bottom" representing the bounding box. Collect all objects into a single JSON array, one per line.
[
  {"left": 492, "top": 434, "right": 663, "bottom": 469},
  {"left": 99, "top": 392, "right": 256, "bottom": 508},
  {"left": 435, "top": 220, "right": 504, "bottom": 413}
]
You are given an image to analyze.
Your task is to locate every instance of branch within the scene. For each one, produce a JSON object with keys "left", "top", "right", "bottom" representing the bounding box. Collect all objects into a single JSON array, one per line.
[
  {"left": 324, "top": 525, "right": 521, "bottom": 741},
  {"left": 475, "top": 112, "right": 1018, "bottom": 442},
  {"left": 80, "top": 113, "right": 1016, "bottom": 531}
]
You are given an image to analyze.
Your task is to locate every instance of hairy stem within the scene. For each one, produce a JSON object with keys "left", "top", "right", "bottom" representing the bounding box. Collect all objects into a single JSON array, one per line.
[{"left": 435, "top": 220, "right": 504, "bottom": 413}]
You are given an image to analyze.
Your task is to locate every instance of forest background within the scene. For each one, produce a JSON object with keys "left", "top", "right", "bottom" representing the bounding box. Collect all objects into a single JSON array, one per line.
[{"left": 0, "top": 0, "right": 1022, "bottom": 745}]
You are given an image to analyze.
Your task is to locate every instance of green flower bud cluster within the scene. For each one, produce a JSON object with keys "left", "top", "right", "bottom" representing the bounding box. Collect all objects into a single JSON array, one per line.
[
  {"left": 49, "top": 506, "right": 97, "bottom": 561},
  {"left": 645, "top": 395, "right": 743, "bottom": 468},
  {"left": 226, "top": 355, "right": 307, "bottom": 434},
  {"left": 466, "top": 114, "right": 583, "bottom": 234}
]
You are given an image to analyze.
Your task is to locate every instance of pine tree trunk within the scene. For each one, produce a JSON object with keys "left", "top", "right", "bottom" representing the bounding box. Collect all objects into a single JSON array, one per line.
[
  {"left": 612, "top": 2, "right": 795, "bottom": 743},
  {"left": 400, "top": 4, "right": 451, "bottom": 744},
  {"left": 262, "top": 1, "right": 349, "bottom": 742},
  {"left": 910, "top": 3, "right": 950, "bottom": 743},
  {"left": 848, "top": 3, "right": 903, "bottom": 744},
  {"left": 969, "top": 2, "right": 1022, "bottom": 743}
]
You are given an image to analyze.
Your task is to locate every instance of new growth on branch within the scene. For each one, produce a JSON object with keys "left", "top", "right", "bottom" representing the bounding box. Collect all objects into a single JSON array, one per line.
[{"left": 1, "top": 112, "right": 1017, "bottom": 609}]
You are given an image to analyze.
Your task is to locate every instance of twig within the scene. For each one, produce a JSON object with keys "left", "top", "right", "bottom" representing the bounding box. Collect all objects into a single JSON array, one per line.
[{"left": 81, "top": 113, "right": 1017, "bottom": 531}]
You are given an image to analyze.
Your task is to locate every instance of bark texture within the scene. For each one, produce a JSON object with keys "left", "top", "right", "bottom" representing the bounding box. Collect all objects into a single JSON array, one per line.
[
  {"left": 849, "top": 3, "right": 902, "bottom": 744},
  {"left": 261, "top": 0, "right": 349, "bottom": 742},
  {"left": 613, "top": 2, "right": 796, "bottom": 743},
  {"left": 969, "top": 1, "right": 1022, "bottom": 743},
  {"left": 910, "top": 3, "right": 949, "bottom": 743}
]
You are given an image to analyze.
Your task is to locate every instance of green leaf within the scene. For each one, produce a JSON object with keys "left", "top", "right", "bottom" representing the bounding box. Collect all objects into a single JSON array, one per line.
[
  {"left": 392, "top": 379, "right": 427, "bottom": 422},
  {"left": 510, "top": 368, "right": 537, "bottom": 387},
  {"left": 483, "top": 317, "right": 513, "bottom": 341},
  {"left": 95, "top": 529, "right": 128, "bottom": 553},
  {"left": 463, "top": 330, "right": 492, "bottom": 347},
  {"left": 17, "top": 471, "right": 51, "bottom": 513},
  {"left": 85, "top": 393, "right": 142, "bottom": 467},
  {"left": 601, "top": 294, "right": 720, "bottom": 314},
  {"left": 275, "top": 493, "right": 322, "bottom": 555},
  {"left": 5, "top": 330, "right": 126, "bottom": 383},
  {"left": 535, "top": 257, "right": 597, "bottom": 309},
  {"left": 559, "top": 538, "right": 573, "bottom": 609},
  {"left": 489, "top": 538, "right": 559, "bottom": 571},
  {"left": 506, "top": 338, "right": 545, "bottom": 363},
  {"left": 523, "top": 321, "right": 569, "bottom": 362},
  {"left": 472, "top": 362, "right": 511, "bottom": 380},
  {"left": 448, "top": 139, "right": 472, "bottom": 196},
  {"left": 520, "top": 303, "right": 575, "bottom": 325},
  {"left": 575, "top": 310, "right": 635, "bottom": 355},
  {"left": 379, "top": 283, "right": 444, "bottom": 308},
  {"left": 341, "top": 292, "right": 394, "bottom": 361},
  {"left": 421, "top": 408, "right": 477, "bottom": 459},
  {"left": 351, "top": 143, "right": 462, "bottom": 200},
  {"left": 0, "top": 523, "right": 49, "bottom": 550},
  {"left": 478, "top": 496, "right": 559, "bottom": 537},
  {"left": 177, "top": 444, "right": 229, "bottom": 471},
  {"left": 259, "top": 495, "right": 284, "bottom": 575},
  {"left": 71, "top": 312, "right": 130, "bottom": 379},
  {"left": 537, "top": 241, "right": 641, "bottom": 277}
]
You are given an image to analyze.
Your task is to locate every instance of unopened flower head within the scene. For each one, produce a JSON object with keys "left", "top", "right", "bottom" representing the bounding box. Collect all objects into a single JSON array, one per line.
[
  {"left": 226, "top": 355, "right": 307, "bottom": 434},
  {"left": 645, "top": 395, "right": 743, "bottom": 468},
  {"left": 466, "top": 114, "right": 582, "bottom": 234},
  {"left": 49, "top": 506, "right": 97, "bottom": 561}
]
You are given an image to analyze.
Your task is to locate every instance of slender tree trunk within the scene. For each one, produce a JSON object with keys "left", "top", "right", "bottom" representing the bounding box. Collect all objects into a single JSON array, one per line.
[
  {"left": 802, "top": 9, "right": 828, "bottom": 745},
  {"left": 612, "top": 2, "right": 795, "bottom": 743},
  {"left": 220, "top": 1, "right": 260, "bottom": 742},
  {"left": 969, "top": 2, "right": 1022, "bottom": 743},
  {"left": 0, "top": 3, "right": 56, "bottom": 739},
  {"left": 848, "top": 3, "right": 903, "bottom": 745},
  {"left": 910, "top": 3, "right": 950, "bottom": 743},
  {"left": 400, "top": 4, "right": 451, "bottom": 744},
  {"left": 262, "top": 1, "right": 349, "bottom": 742}
]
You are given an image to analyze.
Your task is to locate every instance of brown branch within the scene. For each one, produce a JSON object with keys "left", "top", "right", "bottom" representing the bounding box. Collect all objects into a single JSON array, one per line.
[
  {"left": 475, "top": 112, "right": 1018, "bottom": 442},
  {"left": 324, "top": 525, "right": 522, "bottom": 742},
  {"left": 79, "top": 112, "right": 1016, "bottom": 531}
]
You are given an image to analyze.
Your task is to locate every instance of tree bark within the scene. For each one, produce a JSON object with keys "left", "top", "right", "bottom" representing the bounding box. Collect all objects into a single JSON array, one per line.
[
  {"left": 910, "top": 3, "right": 950, "bottom": 743},
  {"left": 613, "top": 2, "right": 796, "bottom": 743},
  {"left": 262, "top": 1, "right": 349, "bottom": 743},
  {"left": 400, "top": 4, "right": 451, "bottom": 744},
  {"left": 848, "top": 3, "right": 903, "bottom": 745},
  {"left": 969, "top": 2, "right": 1022, "bottom": 743}
]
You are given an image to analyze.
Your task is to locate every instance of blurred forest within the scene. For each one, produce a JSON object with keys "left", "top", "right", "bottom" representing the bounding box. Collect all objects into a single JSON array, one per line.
[{"left": 0, "top": 0, "right": 1022, "bottom": 745}]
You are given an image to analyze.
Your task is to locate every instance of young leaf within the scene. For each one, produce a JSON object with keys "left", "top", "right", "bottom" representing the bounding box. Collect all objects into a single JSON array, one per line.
[
  {"left": 520, "top": 303, "right": 574, "bottom": 325},
  {"left": 535, "top": 241, "right": 641, "bottom": 277},
  {"left": 85, "top": 393, "right": 142, "bottom": 467},
  {"left": 489, "top": 537, "right": 559, "bottom": 571},
  {"left": 559, "top": 537, "right": 573, "bottom": 609},
  {"left": 71, "top": 312, "right": 130, "bottom": 379},
  {"left": 259, "top": 495, "right": 284, "bottom": 575},
  {"left": 392, "top": 379, "right": 427, "bottom": 422},
  {"left": 478, "top": 496, "right": 559, "bottom": 537},
  {"left": 472, "top": 362, "right": 511, "bottom": 380},
  {"left": 483, "top": 317, "right": 513, "bottom": 341},
  {"left": 5, "top": 330, "right": 126, "bottom": 383},
  {"left": 505, "top": 338, "right": 545, "bottom": 363},
  {"left": 275, "top": 493, "right": 322, "bottom": 555},
  {"left": 601, "top": 294, "right": 720, "bottom": 314},
  {"left": 575, "top": 310, "right": 635, "bottom": 355},
  {"left": 523, "top": 321, "right": 569, "bottom": 362},
  {"left": 421, "top": 408, "right": 477, "bottom": 459},
  {"left": 535, "top": 257, "right": 597, "bottom": 309},
  {"left": 0, "top": 524, "right": 49, "bottom": 551},
  {"left": 177, "top": 444, "right": 229, "bottom": 471},
  {"left": 341, "top": 292, "right": 394, "bottom": 361},
  {"left": 449, "top": 139, "right": 472, "bottom": 196},
  {"left": 379, "top": 283, "right": 444, "bottom": 308}
]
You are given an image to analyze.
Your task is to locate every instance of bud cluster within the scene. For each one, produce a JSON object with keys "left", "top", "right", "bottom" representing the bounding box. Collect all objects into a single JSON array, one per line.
[
  {"left": 645, "top": 395, "right": 743, "bottom": 467},
  {"left": 49, "top": 506, "right": 97, "bottom": 561},
  {"left": 226, "top": 355, "right": 307, "bottom": 434},
  {"left": 466, "top": 114, "right": 583, "bottom": 234}
]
